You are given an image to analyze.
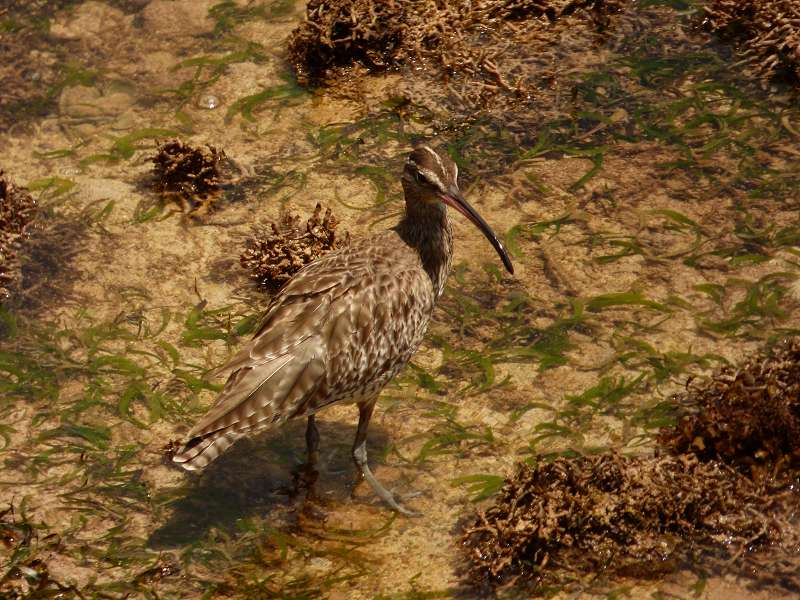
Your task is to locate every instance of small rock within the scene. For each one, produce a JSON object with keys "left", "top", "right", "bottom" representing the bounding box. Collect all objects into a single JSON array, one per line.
[
  {"left": 196, "top": 94, "right": 220, "bottom": 110},
  {"left": 58, "top": 85, "right": 103, "bottom": 118},
  {"left": 142, "top": 0, "right": 217, "bottom": 38},
  {"left": 50, "top": 1, "right": 129, "bottom": 43},
  {"left": 307, "top": 557, "right": 332, "bottom": 572}
]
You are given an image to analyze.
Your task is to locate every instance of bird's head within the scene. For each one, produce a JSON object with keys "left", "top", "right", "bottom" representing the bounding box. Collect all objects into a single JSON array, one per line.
[{"left": 402, "top": 146, "right": 514, "bottom": 275}]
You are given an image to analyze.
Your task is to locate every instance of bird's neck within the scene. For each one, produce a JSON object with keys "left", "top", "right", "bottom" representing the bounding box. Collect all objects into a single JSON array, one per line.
[{"left": 396, "top": 203, "right": 453, "bottom": 299}]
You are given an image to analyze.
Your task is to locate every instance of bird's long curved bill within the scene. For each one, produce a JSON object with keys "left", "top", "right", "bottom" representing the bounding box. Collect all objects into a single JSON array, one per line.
[{"left": 441, "top": 191, "right": 514, "bottom": 274}]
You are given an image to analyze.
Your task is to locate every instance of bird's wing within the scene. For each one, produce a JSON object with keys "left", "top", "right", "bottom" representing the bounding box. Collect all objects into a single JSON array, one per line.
[{"left": 172, "top": 236, "right": 428, "bottom": 469}]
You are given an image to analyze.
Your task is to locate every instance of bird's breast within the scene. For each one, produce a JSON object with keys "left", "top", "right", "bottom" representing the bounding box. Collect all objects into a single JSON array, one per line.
[{"left": 310, "top": 266, "right": 438, "bottom": 409}]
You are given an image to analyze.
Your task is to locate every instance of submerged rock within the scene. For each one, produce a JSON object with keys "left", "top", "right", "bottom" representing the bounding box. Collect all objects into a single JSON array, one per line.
[
  {"left": 49, "top": 1, "right": 130, "bottom": 45},
  {"left": 141, "top": 0, "right": 217, "bottom": 38},
  {"left": 196, "top": 94, "right": 220, "bottom": 110},
  {"left": 0, "top": 29, "right": 60, "bottom": 130},
  {"left": 240, "top": 204, "right": 349, "bottom": 290}
]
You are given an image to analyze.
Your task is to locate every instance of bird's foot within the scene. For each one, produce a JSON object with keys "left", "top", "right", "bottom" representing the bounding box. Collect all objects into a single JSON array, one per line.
[
  {"left": 397, "top": 489, "right": 424, "bottom": 501},
  {"left": 290, "top": 460, "right": 319, "bottom": 501},
  {"left": 370, "top": 479, "right": 421, "bottom": 517},
  {"left": 351, "top": 445, "right": 421, "bottom": 517},
  {"left": 351, "top": 479, "right": 421, "bottom": 517}
]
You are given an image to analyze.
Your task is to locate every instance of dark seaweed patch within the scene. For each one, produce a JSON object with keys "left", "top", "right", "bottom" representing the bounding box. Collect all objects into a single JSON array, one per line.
[
  {"left": 288, "top": 0, "right": 405, "bottom": 83},
  {"left": 288, "top": 0, "right": 625, "bottom": 104},
  {"left": 659, "top": 338, "right": 800, "bottom": 480},
  {"left": 461, "top": 452, "right": 799, "bottom": 591},
  {"left": 150, "top": 140, "right": 226, "bottom": 215},
  {"left": 0, "top": 173, "right": 37, "bottom": 302},
  {"left": 461, "top": 340, "right": 800, "bottom": 592},
  {"left": 703, "top": 0, "right": 800, "bottom": 84},
  {"left": 0, "top": 505, "right": 79, "bottom": 599}
]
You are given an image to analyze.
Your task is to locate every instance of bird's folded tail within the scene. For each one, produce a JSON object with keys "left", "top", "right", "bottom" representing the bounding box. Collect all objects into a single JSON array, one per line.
[
  {"left": 170, "top": 407, "right": 285, "bottom": 471},
  {"left": 171, "top": 427, "right": 245, "bottom": 471},
  {"left": 171, "top": 338, "right": 326, "bottom": 472}
]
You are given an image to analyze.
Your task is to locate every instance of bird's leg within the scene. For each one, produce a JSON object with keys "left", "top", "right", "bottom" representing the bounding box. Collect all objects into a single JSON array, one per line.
[
  {"left": 293, "top": 415, "right": 320, "bottom": 499},
  {"left": 305, "top": 414, "right": 320, "bottom": 466},
  {"left": 351, "top": 401, "right": 419, "bottom": 516}
]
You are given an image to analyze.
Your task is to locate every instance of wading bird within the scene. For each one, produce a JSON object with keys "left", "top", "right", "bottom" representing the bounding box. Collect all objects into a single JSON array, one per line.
[{"left": 172, "top": 146, "right": 514, "bottom": 514}]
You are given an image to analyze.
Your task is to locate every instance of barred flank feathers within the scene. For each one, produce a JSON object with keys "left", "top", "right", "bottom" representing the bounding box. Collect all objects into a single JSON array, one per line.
[{"left": 171, "top": 338, "right": 326, "bottom": 472}]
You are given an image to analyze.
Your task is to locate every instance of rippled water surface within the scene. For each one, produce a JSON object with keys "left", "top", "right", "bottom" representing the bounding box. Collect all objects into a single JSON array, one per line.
[{"left": 1, "top": 0, "right": 800, "bottom": 598}]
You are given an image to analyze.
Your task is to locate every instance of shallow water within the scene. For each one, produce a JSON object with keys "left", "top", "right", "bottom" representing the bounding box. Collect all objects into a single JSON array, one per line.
[{"left": 1, "top": 0, "right": 799, "bottom": 598}]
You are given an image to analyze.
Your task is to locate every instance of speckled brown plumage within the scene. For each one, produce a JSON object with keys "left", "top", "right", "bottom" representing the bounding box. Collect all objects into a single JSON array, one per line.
[{"left": 173, "top": 146, "right": 513, "bottom": 513}]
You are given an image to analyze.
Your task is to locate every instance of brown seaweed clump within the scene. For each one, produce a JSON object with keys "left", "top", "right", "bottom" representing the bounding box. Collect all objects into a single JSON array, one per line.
[
  {"left": 288, "top": 0, "right": 625, "bottom": 102},
  {"left": 703, "top": 0, "right": 800, "bottom": 83},
  {"left": 0, "top": 505, "right": 75, "bottom": 598},
  {"left": 659, "top": 339, "right": 800, "bottom": 480},
  {"left": 287, "top": 0, "right": 406, "bottom": 83},
  {"left": 0, "top": 172, "right": 37, "bottom": 300},
  {"left": 462, "top": 340, "right": 800, "bottom": 591},
  {"left": 461, "top": 453, "right": 799, "bottom": 590},
  {"left": 151, "top": 140, "right": 226, "bottom": 214},
  {"left": 240, "top": 204, "right": 349, "bottom": 290}
]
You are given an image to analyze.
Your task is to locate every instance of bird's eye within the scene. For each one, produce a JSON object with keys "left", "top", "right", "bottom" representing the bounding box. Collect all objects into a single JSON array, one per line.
[{"left": 415, "top": 171, "right": 428, "bottom": 185}]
